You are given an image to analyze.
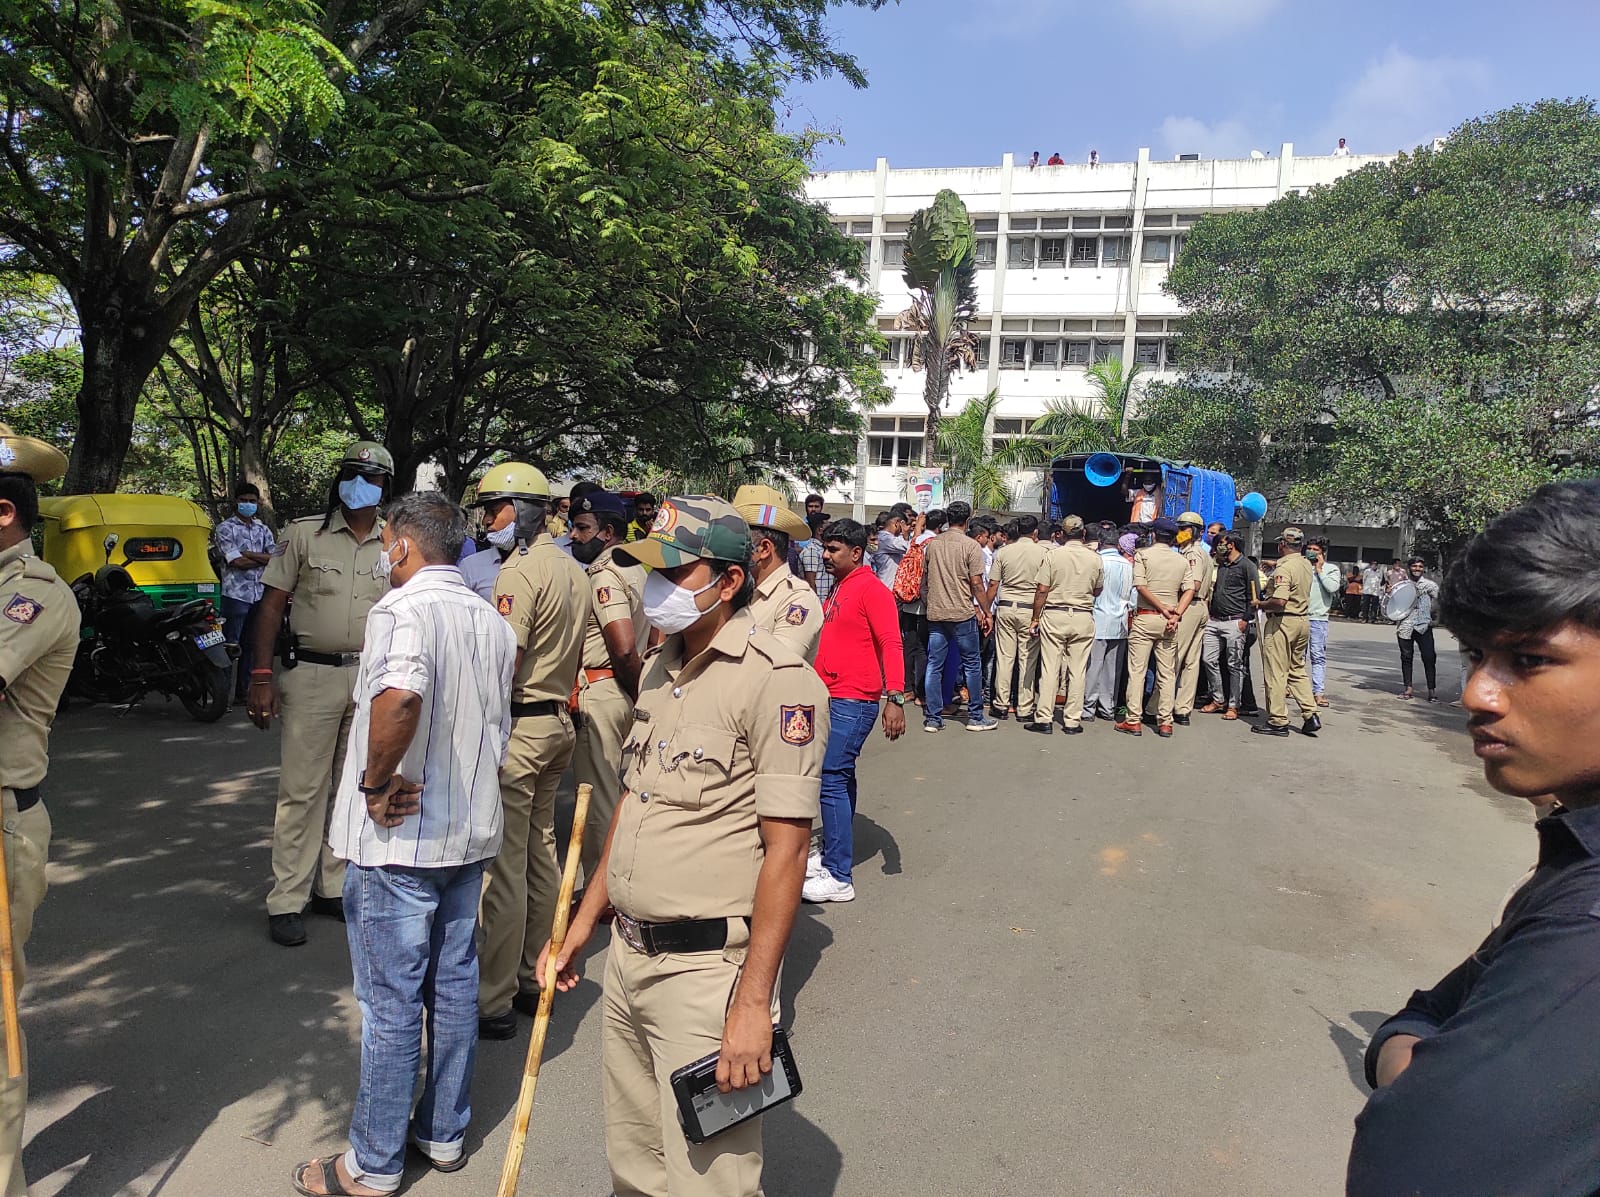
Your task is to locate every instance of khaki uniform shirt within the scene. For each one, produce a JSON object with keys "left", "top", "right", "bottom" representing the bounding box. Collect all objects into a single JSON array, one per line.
[
  {"left": 1037, "top": 540, "right": 1104, "bottom": 609},
  {"left": 1183, "top": 542, "right": 1217, "bottom": 603},
  {"left": 1266, "top": 552, "right": 1314, "bottom": 617},
  {"left": 494, "top": 538, "right": 588, "bottom": 703},
  {"left": 582, "top": 545, "right": 648, "bottom": 672},
  {"left": 746, "top": 566, "right": 822, "bottom": 664},
  {"left": 1133, "top": 545, "right": 1194, "bottom": 611},
  {"left": 992, "top": 539, "right": 1048, "bottom": 603},
  {"left": 0, "top": 542, "right": 81, "bottom": 790},
  {"left": 608, "top": 611, "right": 828, "bottom": 923},
  {"left": 261, "top": 509, "right": 386, "bottom": 653}
]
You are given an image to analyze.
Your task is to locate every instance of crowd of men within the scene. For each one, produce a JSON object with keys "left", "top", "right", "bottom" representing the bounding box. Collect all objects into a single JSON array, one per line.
[{"left": 8, "top": 416, "right": 1600, "bottom": 1197}]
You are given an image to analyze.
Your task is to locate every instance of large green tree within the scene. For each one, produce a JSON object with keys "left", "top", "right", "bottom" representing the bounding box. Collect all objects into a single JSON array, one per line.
[{"left": 898, "top": 189, "right": 980, "bottom": 463}]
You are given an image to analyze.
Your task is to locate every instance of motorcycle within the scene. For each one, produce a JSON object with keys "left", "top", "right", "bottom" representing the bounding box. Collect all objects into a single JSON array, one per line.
[{"left": 67, "top": 533, "right": 236, "bottom": 723}]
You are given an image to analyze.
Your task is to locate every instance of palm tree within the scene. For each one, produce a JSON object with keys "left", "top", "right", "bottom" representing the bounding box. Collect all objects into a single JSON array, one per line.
[
  {"left": 936, "top": 390, "right": 1013, "bottom": 510},
  {"left": 997, "top": 359, "right": 1151, "bottom": 469},
  {"left": 898, "top": 189, "right": 980, "bottom": 464}
]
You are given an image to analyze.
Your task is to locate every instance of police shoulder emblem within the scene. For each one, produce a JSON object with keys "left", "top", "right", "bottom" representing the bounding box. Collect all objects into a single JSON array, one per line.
[
  {"left": 784, "top": 602, "right": 807, "bottom": 626},
  {"left": 496, "top": 593, "right": 514, "bottom": 617},
  {"left": 3, "top": 593, "right": 41, "bottom": 624},
  {"left": 596, "top": 585, "right": 613, "bottom": 604},
  {"left": 780, "top": 704, "right": 815, "bottom": 746}
]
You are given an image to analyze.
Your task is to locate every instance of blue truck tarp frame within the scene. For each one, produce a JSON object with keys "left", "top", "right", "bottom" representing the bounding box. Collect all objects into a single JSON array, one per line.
[{"left": 1044, "top": 454, "right": 1238, "bottom": 530}]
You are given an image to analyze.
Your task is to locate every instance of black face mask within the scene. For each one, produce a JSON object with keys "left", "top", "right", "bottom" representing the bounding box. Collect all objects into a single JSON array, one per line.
[{"left": 571, "top": 537, "right": 605, "bottom": 565}]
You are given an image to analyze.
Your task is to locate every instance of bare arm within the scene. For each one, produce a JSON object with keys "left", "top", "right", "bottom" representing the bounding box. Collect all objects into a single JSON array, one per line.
[
  {"left": 600, "top": 620, "right": 644, "bottom": 701},
  {"left": 538, "top": 797, "right": 625, "bottom": 990},
  {"left": 246, "top": 586, "right": 291, "bottom": 729},
  {"left": 362, "top": 687, "right": 423, "bottom": 827}
]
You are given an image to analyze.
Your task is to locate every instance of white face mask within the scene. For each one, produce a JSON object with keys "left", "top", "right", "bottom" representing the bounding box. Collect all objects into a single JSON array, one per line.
[
  {"left": 485, "top": 522, "right": 517, "bottom": 549},
  {"left": 373, "top": 538, "right": 406, "bottom": 586},
  {"left": 642, "top": 570, "right": 720, "bottom": 634}
]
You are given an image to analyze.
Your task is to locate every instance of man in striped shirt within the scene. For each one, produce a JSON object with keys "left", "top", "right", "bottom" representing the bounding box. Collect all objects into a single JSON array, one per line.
[{"left": 294, "top": 492, "right": 516, "bottom": 1197}]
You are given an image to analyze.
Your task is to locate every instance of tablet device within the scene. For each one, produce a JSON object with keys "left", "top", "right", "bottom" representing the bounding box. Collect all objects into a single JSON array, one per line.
[{"left": 670, "top": 1026, "right": 802, "bottom": 1144}]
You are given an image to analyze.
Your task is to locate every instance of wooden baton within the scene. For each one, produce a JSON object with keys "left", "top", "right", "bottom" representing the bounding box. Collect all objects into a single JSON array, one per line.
[
  {"left": 495, "top": 781, "right": 591, "bottom": 1197},
  {"left": 0, "top": 823, "right": 22, "bottom": 1079}
]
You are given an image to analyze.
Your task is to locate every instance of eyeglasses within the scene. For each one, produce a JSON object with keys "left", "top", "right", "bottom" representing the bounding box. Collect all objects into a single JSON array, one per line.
[{"left": 338, "top": 466, "right": 389, "bottom": 482}]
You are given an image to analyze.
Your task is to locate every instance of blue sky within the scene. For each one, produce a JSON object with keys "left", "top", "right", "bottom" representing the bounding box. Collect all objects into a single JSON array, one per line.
[{"left": 788, "top": 0, "right": 1600, "bottom": 170}]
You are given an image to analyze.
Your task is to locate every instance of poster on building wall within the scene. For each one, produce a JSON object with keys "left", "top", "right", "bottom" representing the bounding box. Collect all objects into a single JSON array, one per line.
[{"left": 905, "top": 466, "right": 945, "bottom": 513}]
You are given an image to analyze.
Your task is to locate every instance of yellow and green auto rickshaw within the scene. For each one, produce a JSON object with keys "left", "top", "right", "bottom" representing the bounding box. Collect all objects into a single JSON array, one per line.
[{"left": 38, "top": 494, "right": 221, "bottom": 608}]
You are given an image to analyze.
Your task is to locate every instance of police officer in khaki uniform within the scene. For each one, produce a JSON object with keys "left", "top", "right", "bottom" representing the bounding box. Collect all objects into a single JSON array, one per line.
[
  {"left": 1172, "top": 511, "right": 1217, "bottom": 725},
  {"left": 1254, "top": 527, "right": 1321, "bottom": 738},
  {"left": 251, "top": 441, "right": 391, "bottom": 946},
  {"left": 989, "top": 514, "right": 1047, "bottom": 720},
  {"left": 1028, "top": 516, "right": 1102, "bottom": 734},
  {"left": 733, "top": 484, "right": 820, "bottom": 664},
  {"left": 568, "top": 490, "right": 649, "bottom": 886},
  {"left": 477, "top": 461, "right": 589, "bottom": 1038},
  {"left": 0, "top": 426, "right": 77, "bottom": 1197},
  {"left": 1116, "top": 517, "right": 1195, "bottom": 738},
  {"left": 538, "top": 496, "right": 827, "bottom": 1197}
]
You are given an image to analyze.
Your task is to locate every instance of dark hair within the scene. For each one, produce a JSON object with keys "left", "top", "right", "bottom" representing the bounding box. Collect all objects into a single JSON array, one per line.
[
  {"left": 946, "top": 500, "right": 972, "bottom": 525},
  {"left": 1223, "top": 531, "right": 1247, "bottom": 551},
  {"left": 596, "top": 511, "right": 629, "bottom": 539},
  {"left": 634, "top": 492, "right": 657, "bottom": 506},
  {"left": 806, "top": 511, "right": 828, "bottom": 534},
  {"left": 1408, "top": 556, "right": 1425, "bottom": 568},
  {"left": 1097, "top": 525, "right": 1119, "bottom": 548},
  {"left": 1441, "top": 481, "right": 1600, "bottom": 644},
  {"left": 890, "top": 502, "right": 916, "bottom": 520},
  {"left": 820, "top": 517, "right": 868, "bottom": 553},
  {"left": 874, "top": 510, "right": 891, "bottom": 529},
  {"left": 1003, "top": 519, "right": 1021, "bottom": 541},
  {"left": 1012, "top": 514, "right": 1038, "bottom": 537},
  {"left": 235, "top": 482, "right": 261, "bottom": 499},
  {"left": 925, "top": 507, "right": 947, "bottom": 531},
  {"left": 1154, "top": 526, "right": 1177, "bottom": 544},
  {"left": 714, "top": 560, "right": 756, "bottom": 612},
  {"left": 0, "top": 474, "right": 39, "bottom": 531},
  {"left": 385, "top": 491, "right": 467, "bottom": 565},
  {"left": 752, "top": 526, "right": 791, "bottom": 560},
  {"left": 805, "top": 493, "right": 825, "bottom": 506}
]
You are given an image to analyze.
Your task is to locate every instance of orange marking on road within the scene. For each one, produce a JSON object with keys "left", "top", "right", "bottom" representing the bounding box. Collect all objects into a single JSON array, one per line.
[{"left": 1100, "top": 847, "right": 1127, "bottom": 875}]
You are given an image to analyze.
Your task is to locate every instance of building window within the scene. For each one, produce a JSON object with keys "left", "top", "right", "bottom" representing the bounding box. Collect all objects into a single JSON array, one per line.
[
  {"left": 1093, "top": 339, "right": 1122, "bottom": 364},
  {"left": 1164, "top": 338, "right": 1182, "bottom": 368},
  {"left": 974, "top": 238, "right": 997, "bottom": 268},
  {"left": 1141, "top": 235, "right": 1172, "bottom": 263},
  {"left": 1032, "top": 339, "right": 1059, "bottom": 367},
  {"left": 868, "top": 417, "right": 926, "bottom": 468},
  {"left": 975, "top": 337, "right": 992, "bottom": 367},
  {"left": 857, "top": 241, "right": 871, "bottom": 271},
  {"left": 1101, "top": 236, "right": 1129, "bottom": 265},
  {"left": 1000, "top": 338, "right": 1027, "bottom": 368},
  {"left": 1006, "top": 237, "right": 1034, "bottom": 269},
  {"left": 1134, "top": 339, "right": 1162, "bottom": 366},
  {"left": 882, "top": 239, "right": 906, "bottom": 268},
  {"left": 991, "top": 416, "right": 1037, "bottom": 455},
  {"left": 1039, "top": 237, "right": 1066, "bottom": 267},
  {"left": 1070, "top": 236, "right": 1098, "bottom": 266},
  {"left": 1065, "top": 340, "right": 1091, "bottom": 365}
]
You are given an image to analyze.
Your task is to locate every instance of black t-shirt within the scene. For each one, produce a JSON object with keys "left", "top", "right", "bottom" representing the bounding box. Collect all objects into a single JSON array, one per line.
[{"left": 1209, "top": 555, "right": 1260, "bottom": 620}]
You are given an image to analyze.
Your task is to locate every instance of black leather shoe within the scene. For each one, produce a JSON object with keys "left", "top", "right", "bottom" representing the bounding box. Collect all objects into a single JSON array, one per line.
[
  {"left": 1025, "top": 721, "right": 1053, "bottom": 735},
  {"left": 268, "top": 912, "right": 307, "bottom": 947},
  {"left": 478, "top": 1011, "right": 518, "bottom": 1040},
  {"left": 1173, "top": 713, "right": 1191, "bottom": 726},
  {"left": 511, "top": 988, "right": 543, "bottom": 1018},
  {"left": 308, "top": 895, "right": 345, "bottom": 922},
  {"left": 1062, "top": 724, "right": 1084, "bottom": 735},
  {"left": 1252, "top": 724, "right": 1290, "bottom": 737},
  {"left": 990, "top": 705, "right": 1009, "bottom": 721},
  {"left": 1301, "top": 714, "right": 1322, "bottom": 736}
]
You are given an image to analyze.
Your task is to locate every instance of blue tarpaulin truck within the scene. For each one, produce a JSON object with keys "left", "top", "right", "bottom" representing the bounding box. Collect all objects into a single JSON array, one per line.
[{"left": 1043, "top": 453, "right": 1244, "bottom": 529}]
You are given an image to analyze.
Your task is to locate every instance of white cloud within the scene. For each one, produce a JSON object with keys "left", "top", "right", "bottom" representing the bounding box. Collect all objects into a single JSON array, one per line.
[
  {"left": 1157, "top": 115, "right": 1263, "bottom": 160},
  {"left": 1129, "top": 0, "right": 1281, "bottom": 31},
  {"left": 1317, "top": 47, "right": 1492, "bottom": 156}
]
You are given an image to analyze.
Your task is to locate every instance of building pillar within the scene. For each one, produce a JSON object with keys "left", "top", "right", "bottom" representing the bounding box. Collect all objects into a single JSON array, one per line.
[
  {"left": 1276, "top": 142, "right": 1295, "bottom": 198},
  {"left": 1120, "top": 148, "right": 1152, "bottom": 409}
]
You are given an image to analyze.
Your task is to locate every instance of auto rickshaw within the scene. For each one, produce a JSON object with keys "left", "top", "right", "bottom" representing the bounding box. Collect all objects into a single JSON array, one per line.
[{"left": 38, "top": 494, "right": 221, "bottom": 609}]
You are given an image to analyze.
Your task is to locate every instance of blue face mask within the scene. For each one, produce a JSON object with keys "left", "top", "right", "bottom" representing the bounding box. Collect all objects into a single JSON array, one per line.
[
  {"left": 236, "top": 501, "right": 258, "bottom": 517},
  {"left": 338, "top": 476, "right": 383, "bottom": 511}
]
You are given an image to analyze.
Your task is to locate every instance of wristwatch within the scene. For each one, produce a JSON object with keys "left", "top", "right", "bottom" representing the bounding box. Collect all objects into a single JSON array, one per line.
[
  {"left": 357, "top": 769, "right": 392, "bottom": 795},
  {"left": 885, "top": 691, "right": 906, "bottom": 706}
]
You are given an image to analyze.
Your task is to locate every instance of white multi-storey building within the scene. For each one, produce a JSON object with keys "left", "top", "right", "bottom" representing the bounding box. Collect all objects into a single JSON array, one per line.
[{"left": 804, "top": 144, "right": 1388, "bottom": 521}]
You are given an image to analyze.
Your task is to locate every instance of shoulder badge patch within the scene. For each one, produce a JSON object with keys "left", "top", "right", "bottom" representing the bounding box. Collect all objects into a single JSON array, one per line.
[
  {"left": 3, "top": 593, "right": 41, "bottom": 624},
  {"left": 780, "top": 704, "right": 815, "bottom": 746},
  {"left": 596, "top": 585, "right": 613, "bottom": 604},
  {"left": 496, "top": 593, "right": 514, "bottom": 617},
  {"left": 784, "top": 601, "right": 808, "bottom": 626}
]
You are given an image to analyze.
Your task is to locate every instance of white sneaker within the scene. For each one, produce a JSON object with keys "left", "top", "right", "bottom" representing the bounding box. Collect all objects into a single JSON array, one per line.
[
  {"left": 802, "top": 873, "right": 856, "bottom": 903},
  {"left": 805, "top": 850, "right": 824, "bottom": 879}
]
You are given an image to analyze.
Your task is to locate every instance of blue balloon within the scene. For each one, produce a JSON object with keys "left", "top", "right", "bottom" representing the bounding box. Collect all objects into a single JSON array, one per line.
[{"left": 1239, "top": 492, "right": 1268, "bottom": 523}]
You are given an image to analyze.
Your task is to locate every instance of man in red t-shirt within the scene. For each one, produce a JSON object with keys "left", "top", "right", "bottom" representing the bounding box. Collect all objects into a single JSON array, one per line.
[{"left": 804, "top": 518, "right": 906, "bottom": 904}]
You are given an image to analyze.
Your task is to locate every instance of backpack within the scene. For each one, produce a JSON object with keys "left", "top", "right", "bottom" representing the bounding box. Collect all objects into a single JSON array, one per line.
[{"left": 892, "top": 537, "right": 926, "bottom": 604}]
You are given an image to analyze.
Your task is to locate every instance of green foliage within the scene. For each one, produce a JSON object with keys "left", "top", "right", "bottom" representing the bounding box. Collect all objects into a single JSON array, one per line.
[
  {"left": 898, "top": 189, "right": 979, "bottom": 461},
  {"left": 1163, "top": 98, "right": 1600, "bottom": 548},
  {"left": 999, "top": 360, "right": 1152, "bottom": 467},
  {"left": 936, "top": 390, "right": 1012, "bottom": 511}
]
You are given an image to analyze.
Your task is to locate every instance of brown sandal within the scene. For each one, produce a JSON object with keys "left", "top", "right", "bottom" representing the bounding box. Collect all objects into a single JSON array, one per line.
[
  {"left": 292, "top": 1155, "right": 385, "bottom": 1197},
  {"left": 1221, "top": 709, "right": 1239, "bottom": 721}
]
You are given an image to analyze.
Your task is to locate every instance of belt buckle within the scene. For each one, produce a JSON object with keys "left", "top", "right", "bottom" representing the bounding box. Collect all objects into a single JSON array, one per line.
[{"left": 616, "top": 912, "right": 649, "bottom": 955}]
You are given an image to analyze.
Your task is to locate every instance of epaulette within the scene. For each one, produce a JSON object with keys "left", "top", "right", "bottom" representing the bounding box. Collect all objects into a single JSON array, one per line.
[
  {"left": 746, "top": 626, "right": 808, "bottom": 670},
  {"left": 19, "top": 557, "right": 61, "bottom": 584}
]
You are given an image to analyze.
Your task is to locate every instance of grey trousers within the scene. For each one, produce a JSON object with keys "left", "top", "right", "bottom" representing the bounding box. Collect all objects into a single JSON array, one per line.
[
  {"left": 1201, "top": 618, "right": 1248, "bottom": 709},
  {"left": 1084, "top": 638, "right": 1127, "bottom": 717}
]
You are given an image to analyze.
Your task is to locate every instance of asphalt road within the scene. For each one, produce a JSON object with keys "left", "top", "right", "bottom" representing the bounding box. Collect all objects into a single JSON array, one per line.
[{"left": 21, "top": 619, "right": 1533, "bottom": 1197}]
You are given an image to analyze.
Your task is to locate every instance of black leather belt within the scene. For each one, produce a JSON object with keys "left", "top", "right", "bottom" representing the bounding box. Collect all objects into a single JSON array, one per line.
[
  {"left": 1044, "top": 603, "right": 1093, "bottom": 612},
  {"left": 10, "top": 786, "right": 39, "bottom": 813},
  {"left": 996, "top": 599, "right": 1030, "bottom": 608},
  {"left": 298, "top": 649, "right": 361, "bottom": 667},
  {"left": 615, "top": 911, "right": 740, "bottom": 956},
  {"left": 510, "top": 699, "right": 564, "bottom": 718}
]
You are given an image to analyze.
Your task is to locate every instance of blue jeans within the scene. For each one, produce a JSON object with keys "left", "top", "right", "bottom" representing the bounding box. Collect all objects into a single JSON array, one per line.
[
  {"left": 219, "top": 595, "right": 259, "bottom": 699},
  {"left": 820, "top": 698, "right": 879, "bottom": 884},
  {"left": 343, "top": 860, "right": 485, "bottom": 1192},
  {"left": 1306, "top": 619, "right": 1329, "bottom": 696},
  {"left": 925, "top": 618, "right": 984, "bottom": 725}
]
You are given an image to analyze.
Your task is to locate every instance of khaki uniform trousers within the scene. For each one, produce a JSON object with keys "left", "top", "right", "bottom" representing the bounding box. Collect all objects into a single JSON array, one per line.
[
  {"left": 574, "top": 679, "right": 634, "bottom": 884},
  {"left": 0, "top": 793, "right": 49, "bottom": 1197},
  {"left": 1124, "top": 612, "right": 1178, "bottom": 724},
  {"left": 992, "top": 605, "right": 1040, "bottom": 717},
  {"left": 1262, "top": 614, "right": 1316, "bottom": 727},
  {"left": 603, "top": 921, "right": 778, "bottom": 1197},
  {"left": 1034, "top": 610, "right": 1095, "bottom": 727},
  {"left": 479, "top": 710, "right": 575, "bottom": 1016},
  {"left": 267, "top": 662, "right": 356, "bottom": 915},
  {"left": 1173, "top": 604, "right": 1209, "bottom": 717}
]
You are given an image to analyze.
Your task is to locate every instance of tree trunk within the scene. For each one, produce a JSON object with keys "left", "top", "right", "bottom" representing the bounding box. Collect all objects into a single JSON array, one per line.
[
  {"left": 239, "top": 433, "right": 272, "bottom": 513},
  {"left": 922, "top": 353, "right": 946, "bottom": 467},
  {"left": 66, "top": 293, "right": 179, "bottom": 493}
]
